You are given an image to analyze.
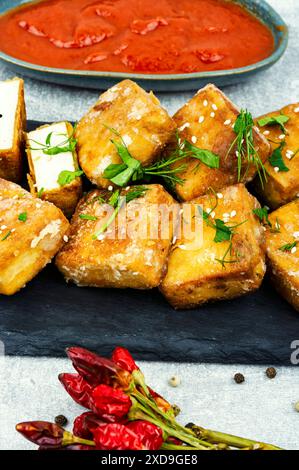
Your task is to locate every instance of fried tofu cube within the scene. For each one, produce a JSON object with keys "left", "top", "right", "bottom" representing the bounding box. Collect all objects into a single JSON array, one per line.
[
  {"left": 265, "top": 200, "right": 299, "bottom": 311},
  {"left": 26, "top": 122, "right": 83, "bottom": 217},
  {"left": 0, "top": 178, "right": 69, "bottom": 295},
  {"left": 75, "top": 80, "right": 176, "bottom": 188},
  {"left": 160, "top": 184, "right": 266, "bottom": 309},
  {"left": 170, "top": 84, "right": 270, "bottom": 201},
  {"left": 0, "top": 77, "right": 26, "bottom": 182},
  {"left": 254, "top": 103, "right": 299, "bottom": 209},
  {"left": 56, "top": 184, "right": 178, "bottom": 289}
]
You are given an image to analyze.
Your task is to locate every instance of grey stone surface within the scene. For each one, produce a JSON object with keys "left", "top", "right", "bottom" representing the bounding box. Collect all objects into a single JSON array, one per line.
[{"left": 0, "top": 0, "right": 299, "bottom": 451}]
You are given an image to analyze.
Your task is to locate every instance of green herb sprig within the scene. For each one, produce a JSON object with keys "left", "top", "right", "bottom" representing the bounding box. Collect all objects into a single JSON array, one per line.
[
  {"left": 226, "top": 109, "right": 267, "bottom": 186},
  {"left": 58, "top": 170, "right": 84, "bottom": 186},
  {"left": 103, "top": 128, "right": 220, "bottom": 188},
  {"left": 18, "top": 212, "right": 27, "bottom": 223},
  {"left": 79, "top": 214, "right": 98, "bottom": 221},
  {"left": 29, "top": 126, "right": 77, "bottom": 156},
  {"left": 252, "top": 206, "right": 271, "bottom": 226},
  {"left": 258, "top": 114, "right": 289, "bottom": 134},
  {"left": 37, "top": 188, "right": 44, "bottom": 198},
  {"left": 269, "top": 142, "right": 289, "bottom": 172},
  {"left": 279, "top": 241, "right": 297, "bottom": 252},
  {"left": 198, "top": 193, "right": 247, "bottom": 267},
  {"left": 92, "top": 187, "right": 148, "bottom": 240},
  {"left": 1, "top": 230, "right": 11, "bottom": 241}
]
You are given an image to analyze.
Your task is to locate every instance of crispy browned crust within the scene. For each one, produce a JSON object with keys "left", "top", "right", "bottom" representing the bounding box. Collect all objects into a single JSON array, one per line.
[
  {"left": 265, "top": 200, "right": 299, "bottom": 312},
  {"left": 26, "top": 122, "right": 82, "bottom": 218},
  {"left": 160, "top": 184, "right": 266, "bottom": 309},
  {"left": 268, "top": 263, "right": 299, "bottom": 312},
  {"left": 75, "top": 79, "right": 176, "bottom": 188},
  {"left": 254, "top": 103, "right": 299, "bottom": 209},
  {"left": 169, "top": 84, "right": 270, "bottom": 201},
  {"left": 0, "top": 178, "right": 69, "bottom": 295},
  {"left": 56, "top": 184, "right": 179, "bottom": 289},
  {"left": 0, "top": 78, "right": 26, "bottom": 182}
]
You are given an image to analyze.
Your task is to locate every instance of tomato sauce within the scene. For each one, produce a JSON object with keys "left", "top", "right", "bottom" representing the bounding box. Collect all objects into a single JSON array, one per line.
[{"left": 0, "top": 0, "right": 274, "bottom": 74}]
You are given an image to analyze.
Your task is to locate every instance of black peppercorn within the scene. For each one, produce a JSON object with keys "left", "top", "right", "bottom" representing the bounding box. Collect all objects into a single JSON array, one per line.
[
  {"left": 185, "top": 422, "right": 195, "bottom": 430},
  {"left": 234, "top": 373, "right": 245, "bottom": 384},
  {"left": 55, "top": 415, "right": 68, "bottom": 427},
  {"left": 266, "top": 367, "right": 277, "bottom": 379}
]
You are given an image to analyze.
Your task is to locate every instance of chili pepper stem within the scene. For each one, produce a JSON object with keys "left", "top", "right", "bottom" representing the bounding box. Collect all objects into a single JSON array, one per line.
[
  {"left": 132, "top": 370, "right": 151, "bottom": 397},
  {"left": 128, "top": 403, "right": 213, "bottom": 450},
  {"left": 133, "top": 390, "right": 174, "bottom": 422},
  {"left": 62, "top": 430, "right": 95, "bottom": 447},
  {"left": 133, "top": 390, "right": 282, "bottom": 451},
  {"left": 132, "top": 391, "right": 205, "bottom": 445},
  {"left": 191, "top": 425, "right": 282, "bottom": 450}
]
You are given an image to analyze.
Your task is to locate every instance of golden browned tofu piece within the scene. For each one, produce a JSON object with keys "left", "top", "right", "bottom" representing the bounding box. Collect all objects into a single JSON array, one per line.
[
  {"left": 254, "top": 103, "right": 299, "bottom": 209},
  {"left": 76, "top": 80, "right": 176, "bottom": 188},
  {"left": 26, "top": 122, "right": 82, "bottom": 218},
  {"left": 56, "top": 184, "right": 178, "bottom": 288},
  {"left": 160, "top": 184, "right": 266, "bottom": 309},
  {"left": 265, "top": 200, "right": 299, "bottom": 311},
  {"left": 0, "top": 77, "right": 26, "bottom": 182},
  {"left": 170, "top": 84, "right": 270, "bottom": 201},
  {"left": 0, "top": 178, "right": 69, "bottom": 295}
]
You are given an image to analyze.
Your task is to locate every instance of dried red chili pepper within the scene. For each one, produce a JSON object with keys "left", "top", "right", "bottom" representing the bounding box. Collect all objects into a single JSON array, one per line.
[
  {"left": 127, "top": 420, "right": 163, "bottom": 450},
  {"left": 59, "top": 373, "right": 93, "bottom": 409},
  {"left": 112, "top": 347, "right": 171, "bottom": 413},
  {"left": 67, "top": 347, "right": 118, "bottom": 386},
  {"left": 67, "top": 347, "right": 132, "bottom": 390},
  {"left": 112, "top": 347, "right": 138, "bottom": 373},
  {"left": 93, "top": 423, "right": 144, "bottom": 450},
  {"left": 16, "top": 421, "right": 65, "bottom": 448},
  {"left": 16, "top": 421, "right": 96, "bottom": 450},
  {"left": 73, "top": 412, "right": 107, "bottom": 440},
  {"left": 91, "top": 384, "right": 132, "bottom": 420}
]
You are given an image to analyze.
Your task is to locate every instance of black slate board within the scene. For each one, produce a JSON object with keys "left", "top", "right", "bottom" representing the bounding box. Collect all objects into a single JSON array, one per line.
[{"left": 0, "top": 121, "right": 299, "bottom": 364}]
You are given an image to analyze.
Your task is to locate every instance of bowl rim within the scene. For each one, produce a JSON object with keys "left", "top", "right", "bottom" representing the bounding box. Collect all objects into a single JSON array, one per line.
[{"left": 0, "top": 0, "right": 289, "bottom": 82}]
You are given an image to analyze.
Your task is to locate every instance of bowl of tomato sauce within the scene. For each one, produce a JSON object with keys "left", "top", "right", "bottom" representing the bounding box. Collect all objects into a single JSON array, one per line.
[{"left": 0, "top": 0, "right": 288, "bottom": 91}]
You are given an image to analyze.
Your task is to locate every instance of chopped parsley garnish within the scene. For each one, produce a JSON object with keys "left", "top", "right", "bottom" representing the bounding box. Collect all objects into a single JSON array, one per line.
[
  {"left": 37, "top": 187, "right": 44, "bottom": 198},
  {"left": 269, "top": 142, "right": 289, "bottom": 172},
  {"left": 252, "top": 206, "right": 271, "bottom": 226},
  {"left": 181, "top": 141, "right": 220, "bottom": 169},
  {"left": 29, "top": 126, "right": 77, "bottom": 156},
  {"left": 198, "top": 192, "right": 247, "bottom": 267},
  {"left": 258, "top": 114, "right": 290, "bottom": 134},
  {"left": 102, "top": 128, "right": 220, "bottom": 188},
  {"left": 92, "top": 186, "right": 148, "bottom": 240},
  {"left": 227, "top": 109, "right": 267, "bottom": 187},
  {"left": 279, "top": 241, "right": 297, "bottom": 252},
  {"left": 213, "top": 219, "right": 233, "bottom": 243},
  {"left": 1, "top": 230, "right": 11, "bottom": 241},
  {"left": 58, "top": 170, "right": 84, "bottom": 186},
  {"left": 79, "top": 214, "right": 98, "bottom": 221},
  {"left": 18, "top": 212, "right": 27, "bottom": 222}
]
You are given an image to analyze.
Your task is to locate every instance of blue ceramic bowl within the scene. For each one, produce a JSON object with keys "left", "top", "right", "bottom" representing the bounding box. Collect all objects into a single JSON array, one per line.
[{"left": 0, "top": 0, "right": 288, "bottom": 91}]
